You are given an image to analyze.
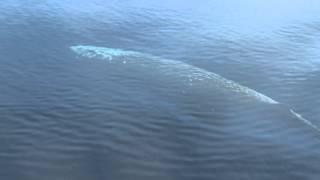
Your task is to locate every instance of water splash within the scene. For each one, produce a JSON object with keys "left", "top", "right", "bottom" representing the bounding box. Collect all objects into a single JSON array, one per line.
[{"left": 70, "top": 45, "right": 141, "bottom": 61}]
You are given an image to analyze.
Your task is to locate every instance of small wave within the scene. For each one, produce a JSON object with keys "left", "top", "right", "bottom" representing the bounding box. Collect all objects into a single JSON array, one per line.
[{"left": 290, "top": 109, "right": 320, "bottom": 132}]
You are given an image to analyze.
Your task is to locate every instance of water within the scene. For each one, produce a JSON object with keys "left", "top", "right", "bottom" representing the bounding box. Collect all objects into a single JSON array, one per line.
[{"left": 1, "top": 0, "right": 320, "bottom": 179}]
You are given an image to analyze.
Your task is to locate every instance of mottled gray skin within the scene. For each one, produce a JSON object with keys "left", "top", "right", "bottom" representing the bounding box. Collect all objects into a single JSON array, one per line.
[{"left": 70, "top": 45, "right": 320, "bottom": 132}]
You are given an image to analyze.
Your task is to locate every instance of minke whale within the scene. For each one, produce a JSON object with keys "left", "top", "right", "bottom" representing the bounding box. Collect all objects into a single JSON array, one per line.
[{"left": 70, "top": 45, "right": 320, "bottom": 132}]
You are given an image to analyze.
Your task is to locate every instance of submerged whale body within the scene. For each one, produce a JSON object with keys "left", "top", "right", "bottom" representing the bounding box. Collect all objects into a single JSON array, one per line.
[
  {"left": 70, "top": 45, "right": 278, "bottom": 104},
  {"left": 70, "top": 45, "right": 320, "bottom": 132}
]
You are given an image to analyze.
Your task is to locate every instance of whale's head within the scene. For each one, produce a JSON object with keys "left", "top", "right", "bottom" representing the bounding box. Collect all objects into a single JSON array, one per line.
[{"left": 70, "top": 45, "right": 141, "bottom": 60}]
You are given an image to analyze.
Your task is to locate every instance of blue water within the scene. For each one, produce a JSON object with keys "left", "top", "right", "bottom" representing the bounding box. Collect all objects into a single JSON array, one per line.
[{"left": 1, "top": 0, "right": 320, "bottom": 179}]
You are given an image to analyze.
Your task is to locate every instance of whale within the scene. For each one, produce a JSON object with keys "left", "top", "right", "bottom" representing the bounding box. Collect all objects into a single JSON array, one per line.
[{"left": 70, "top": 45, "right": 320, "bottom": 133}]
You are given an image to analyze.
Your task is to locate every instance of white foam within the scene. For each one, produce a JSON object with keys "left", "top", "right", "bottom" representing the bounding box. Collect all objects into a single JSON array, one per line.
[
  {"left": 70, "top": 45, "right": 320, "bottom": 132},
  {"left": 290, "top": 109, "right": 320, "bottom": 132},
  {"left": 70, "top": 45, "right": 278, "bottom": 104}
]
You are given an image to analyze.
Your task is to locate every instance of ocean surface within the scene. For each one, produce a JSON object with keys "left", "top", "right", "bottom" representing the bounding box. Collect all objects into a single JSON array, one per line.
[{"left": 1, "top": 0, "right": 320, "bottom": 179}]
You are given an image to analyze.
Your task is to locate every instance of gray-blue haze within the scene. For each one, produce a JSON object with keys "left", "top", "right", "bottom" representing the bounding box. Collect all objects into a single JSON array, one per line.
[{"left": 0, "top": 0, "right": 320, "bottom": 179}]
